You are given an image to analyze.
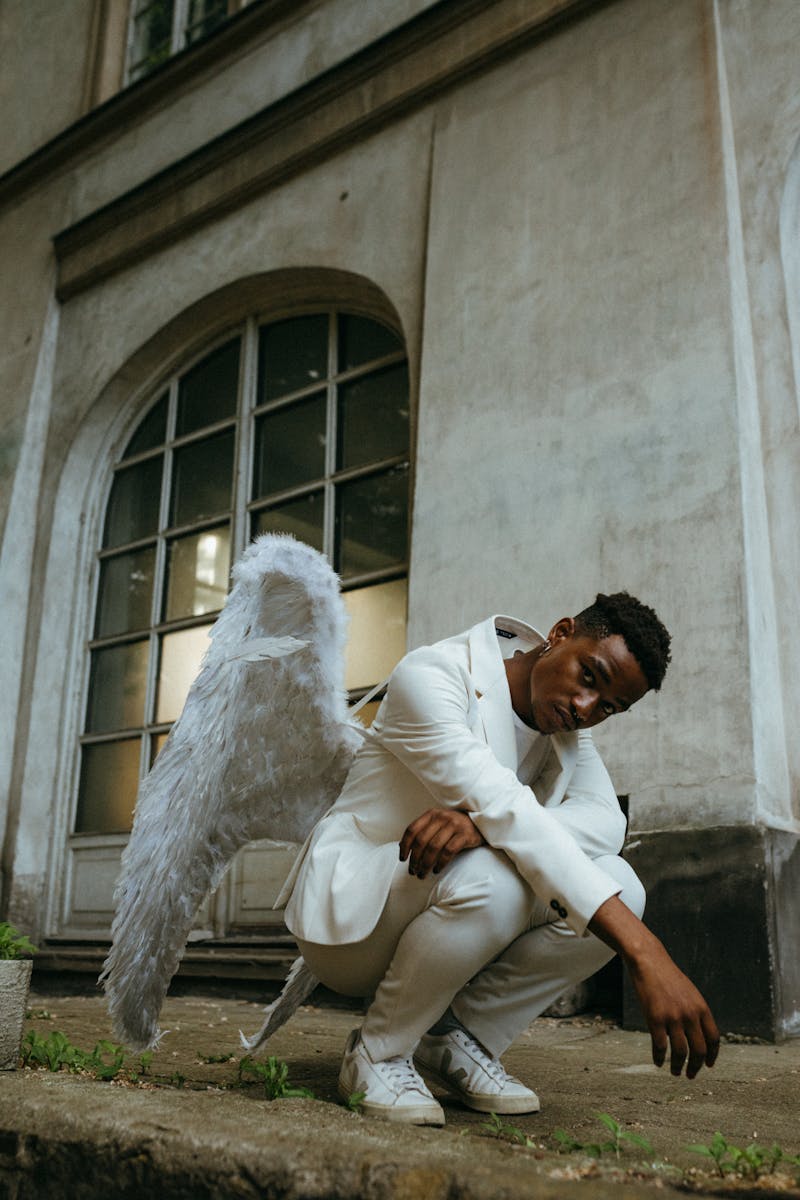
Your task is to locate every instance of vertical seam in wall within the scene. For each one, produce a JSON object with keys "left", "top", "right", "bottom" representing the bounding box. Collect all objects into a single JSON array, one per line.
[
  {"left": 712, "top": 0, "right": 788, "bottom": 818},
  {"left": 407, "top": 106, "right": 437, "bottom": 649}
]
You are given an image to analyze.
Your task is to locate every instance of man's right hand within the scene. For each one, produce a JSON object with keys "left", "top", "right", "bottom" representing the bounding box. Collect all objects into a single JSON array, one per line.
[
  {"left": 399, "top": 808, "right": 486, "bottom": 879},
  {"left": 588, "top": 895, "right": 720, "bottom": 1078}
]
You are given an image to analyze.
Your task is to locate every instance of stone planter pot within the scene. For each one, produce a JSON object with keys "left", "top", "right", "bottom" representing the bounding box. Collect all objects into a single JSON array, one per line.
[{"left": 0, "top": 959, "right": 33, "bottom": 1069}]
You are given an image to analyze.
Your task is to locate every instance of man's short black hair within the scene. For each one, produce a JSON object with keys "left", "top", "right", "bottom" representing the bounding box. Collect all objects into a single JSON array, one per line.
[{"left": 574, "top": 592, "right": 671, "bottom": 692}]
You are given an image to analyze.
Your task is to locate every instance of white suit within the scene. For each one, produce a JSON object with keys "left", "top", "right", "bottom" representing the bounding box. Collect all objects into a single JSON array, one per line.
[{"left": 281, "top": 614, "right": 645, "bottom": 1060}]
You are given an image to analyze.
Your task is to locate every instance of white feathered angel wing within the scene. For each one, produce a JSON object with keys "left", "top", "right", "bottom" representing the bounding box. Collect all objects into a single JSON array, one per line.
[{"left": 101, "top": 534, "right": 364, "bottom": 1050}]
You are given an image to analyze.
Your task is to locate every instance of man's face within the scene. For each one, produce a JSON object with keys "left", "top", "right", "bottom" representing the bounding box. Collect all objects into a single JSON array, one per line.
[{"left": 528, "top": 620, "right": 649, "bottom": 735}]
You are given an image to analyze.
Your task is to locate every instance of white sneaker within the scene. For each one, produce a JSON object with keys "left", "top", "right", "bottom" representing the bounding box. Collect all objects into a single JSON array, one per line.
[
  {"left": 338, "top": 1029, "right": 445, "bottom": 1125},
  {"left": 415, "top": 1027, "right": 540, "bottom": 1114}
]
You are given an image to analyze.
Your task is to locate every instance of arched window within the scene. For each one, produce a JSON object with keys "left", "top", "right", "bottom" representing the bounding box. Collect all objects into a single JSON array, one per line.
[{"left": 76, "top": 311, "right": 410, "bottom": 836}]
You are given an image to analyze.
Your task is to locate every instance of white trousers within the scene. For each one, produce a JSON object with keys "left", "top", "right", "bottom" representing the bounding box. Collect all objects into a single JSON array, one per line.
[{"left": 297, "top": 846, "right": 645, "bottom": 1062}]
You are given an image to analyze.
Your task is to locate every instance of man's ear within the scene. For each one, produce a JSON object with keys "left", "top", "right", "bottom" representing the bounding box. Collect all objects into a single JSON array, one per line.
[{"left": 548, "top": 617, "right": 575, "bottom": 644}]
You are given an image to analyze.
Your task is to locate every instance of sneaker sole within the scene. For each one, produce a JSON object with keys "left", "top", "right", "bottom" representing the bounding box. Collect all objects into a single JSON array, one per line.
[
  {"left": 414, "top": 1062, "right": 541, "bottom": 1115},
  {"left": 337, "top": 1081, "right": 445, "bottom": 1125}
]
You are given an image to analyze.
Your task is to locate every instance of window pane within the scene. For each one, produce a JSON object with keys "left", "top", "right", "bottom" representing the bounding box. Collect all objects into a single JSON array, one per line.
[
  {"left": 95, "top": 548, "right": 156, "bottom": 638},
  {"left": 185, "top": 0, "right": 228, "bottom": 43},
  {"left": 86, "top": 641, "right": 149, "bottom": 733},
  {"left": 165, "top": 525, "right": 230, "bottom": 620},
  {"left": 338, "top": 363, "right": 409, "bottom": 470},
  {"left": 130, "top": 0, "right": 173, "bottom": 76},
  {"left": 258, "top": 316, "right": 328, "bottom": 402},
  {"left": 103, "top": 457, "right": 163, "bottom": 548},
  {"left": 156, "top": 625, "right": 212, "bottom": 723},
  {"left": 253, "top": 394, "right": 326, "bottom": 498},
  {"left": 338, "top": 316, "right": 402, "bottom": 372},
  {"left": 176, "top": 339, "right": 240, "bottom": 437},
  {"left": 343, "top": 578, "right": 407, "bottom": 691},
  {"left": 75, "top": 738, "right": 141, "bottom": 834},
  {"left": 336, "top": 466, "right": 409, "bottom": 579},
  {"left": 170, "top": 430, "right": 234, "bottom": 526},
  {"left": 252, "top": 492, "right": 324, "bottom": 551},
  {"left": 123, "top": 394, "right": 167, "bottom": 458},
  {"left": 150, "top": 731, "right": 170, "bottom": 766}
]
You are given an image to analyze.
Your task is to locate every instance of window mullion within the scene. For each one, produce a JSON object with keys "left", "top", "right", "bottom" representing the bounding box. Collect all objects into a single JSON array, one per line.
[
  {"left": 323, "top": 311, "right": 338, "bottom": 564},
  {"left": 141, "top": 379, "right": 177, "bottom": 771},
  {"left": 172, "top": 0, "right": 189, "bottom": 52},
  {"left": 236, "top": 320, "right": 258, "bottom": 555}
]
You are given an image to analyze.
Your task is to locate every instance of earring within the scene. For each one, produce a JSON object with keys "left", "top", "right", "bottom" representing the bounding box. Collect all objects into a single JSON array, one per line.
[{"left": 540, "top": 640, "right": 551, "bottom": 654}]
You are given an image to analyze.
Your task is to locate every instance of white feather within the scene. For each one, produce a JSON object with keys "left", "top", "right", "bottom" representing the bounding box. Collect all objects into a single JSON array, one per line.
[
  {"left": 239, "top": 956, "right": 319, "bottom": 1053},
  {"left": 100, "top": 534, "right": 363, "bottom": 1051},
  {"left": 226, "top": 635, "right": 309, "bottom": 662}
]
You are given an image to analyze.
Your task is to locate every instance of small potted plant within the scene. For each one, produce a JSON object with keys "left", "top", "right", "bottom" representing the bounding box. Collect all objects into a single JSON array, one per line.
[{"left": 0, "top": 922, "right": 37, "bottom": 1069}]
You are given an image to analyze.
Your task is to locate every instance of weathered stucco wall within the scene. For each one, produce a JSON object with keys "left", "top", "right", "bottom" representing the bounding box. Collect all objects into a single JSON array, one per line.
[
  {"left": 0, "top": 0, "right": 95, "bottom": 173},
  {"left": 410, "top": 0, "right": 753, "bottom": 831}
]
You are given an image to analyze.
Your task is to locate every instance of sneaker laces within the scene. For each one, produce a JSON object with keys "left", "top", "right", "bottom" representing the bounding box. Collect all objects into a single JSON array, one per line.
[
  {"left": 455, "top": 1029, "right": 510, "bottom": 1085},
  {"left": 378, "top": 1053, "right": 427, "bottom": 1093}
]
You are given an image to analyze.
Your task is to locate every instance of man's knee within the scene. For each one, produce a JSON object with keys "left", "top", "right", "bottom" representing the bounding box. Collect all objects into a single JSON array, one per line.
[
  {"left": 594, "top": 855, "right": 646, "bottom": 920},
  {"left": 438, "top": 846, "right": 533, "bottom": 936}
]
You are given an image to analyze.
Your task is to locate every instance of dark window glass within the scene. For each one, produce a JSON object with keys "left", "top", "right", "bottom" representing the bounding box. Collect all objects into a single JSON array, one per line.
[
  {"left": 123, "top": 394, "right": 167, "bottom": 458},
  {"left": 170, "top": 430, "right": 234, "bottom": 526},
  {"left": 185, "top": 0, "right": 228, "bottom": 43},
  {"left": 86, "top": 641, "right": 149, "bottom": 734},
  {"left": 130, "top": 0, "right": 173, "bottom": 78},
  {"left": 253, "top": 393, "right": 326, "bottom": 498},
  {"left": 103, "top": 457, "right": 163, "bottom": 548},
  {"left": 75, "top": 738, "right": 141, "bottom": 834},
  {"left": 258, "top": 316, "right": 328, "bottom": 402},
  {"left": 338, "top": 363, "right": 409, "bottom": 470},
  {"left": 253, "top": 492, "right": 324, "bottom": 551},
  {"left": 95, "top": 548, "right": 156, "bottom": 638},
  {"left": 176, "top": 339, "right": 240, "bottom": 437},
  {"left": 164, "top": 525, "right": 230, "bottom": 621},
  {"left": 336, "top": 466, "right": 409, "bottom": 579},
  {"left": 338, "top": 316, "right": 402, "bottom": 372}
]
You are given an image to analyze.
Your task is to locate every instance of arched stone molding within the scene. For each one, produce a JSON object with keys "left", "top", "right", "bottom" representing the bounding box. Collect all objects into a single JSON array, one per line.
[{"left": 7, "top": 268, "right": 407, "bottom": 939}]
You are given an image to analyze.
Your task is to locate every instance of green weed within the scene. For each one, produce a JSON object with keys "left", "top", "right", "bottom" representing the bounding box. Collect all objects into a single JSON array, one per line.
[
  {"left": 481, "top": 1112, "right": 536, "bottom": 1148},
  {"left": 345, "top": 1090, "right": 366, "bottom": 1113},
  {"left": 0, "top": 922, "right": 37, "bottom": 960},
  {"left": 196, "top": 1050, "right": 235, "bottom": 1064},
  {"left": 238, "top": 1054, "right": 315, "bottom": 1100},
  {"left": 687, "top": 1132, "right": 800, "bottom": 1180},
  {"left": 21, "top": 1029, "right": 139, "bottom": 1083},
  {"left": 553, "top": 1112, "right": 653, "bottom": 1160}
]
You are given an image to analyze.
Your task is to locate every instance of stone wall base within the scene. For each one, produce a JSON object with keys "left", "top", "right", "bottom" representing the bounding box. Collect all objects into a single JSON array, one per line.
[{"left": 622, "top": 825, "right": 800, "bottom": 1041}]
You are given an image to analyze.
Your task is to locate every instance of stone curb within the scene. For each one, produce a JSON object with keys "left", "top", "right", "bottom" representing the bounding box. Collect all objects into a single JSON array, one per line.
[{"left": 0, "top": 1071, "right": 661, "bottom": 1200}]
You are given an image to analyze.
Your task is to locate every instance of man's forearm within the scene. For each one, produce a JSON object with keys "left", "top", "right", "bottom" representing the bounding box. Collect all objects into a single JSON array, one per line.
[{"left": 589, "top": 895, "right": 720, "bottom": 1078}]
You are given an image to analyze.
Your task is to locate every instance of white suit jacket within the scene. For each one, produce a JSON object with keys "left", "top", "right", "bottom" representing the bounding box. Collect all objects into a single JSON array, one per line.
[{"left": 281, "top": 615, "right": 627, "bottom": 946}]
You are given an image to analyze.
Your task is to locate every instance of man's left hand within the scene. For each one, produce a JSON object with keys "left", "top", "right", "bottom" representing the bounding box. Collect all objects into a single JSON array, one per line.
[{"left": 399, "top": 808, "right": 485, "bottom": 879}]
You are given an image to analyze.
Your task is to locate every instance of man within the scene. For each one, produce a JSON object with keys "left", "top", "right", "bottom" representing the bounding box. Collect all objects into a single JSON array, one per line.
[{"left": 280, "top": 593, "right": 719, "bottom": 1125}]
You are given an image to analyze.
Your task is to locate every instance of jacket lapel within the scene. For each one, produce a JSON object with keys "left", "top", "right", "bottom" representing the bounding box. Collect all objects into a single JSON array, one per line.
[{"left": 467, "top": 616, "right": 525, "bottom": 773}]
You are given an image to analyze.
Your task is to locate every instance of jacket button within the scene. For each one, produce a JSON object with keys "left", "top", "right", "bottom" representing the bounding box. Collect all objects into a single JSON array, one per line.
[
  {"left": 559, "top": 905, "right": 568, "bottom": 919},
  {"left": 550, "top": 899, "right": 560, "bottom": 911}
]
